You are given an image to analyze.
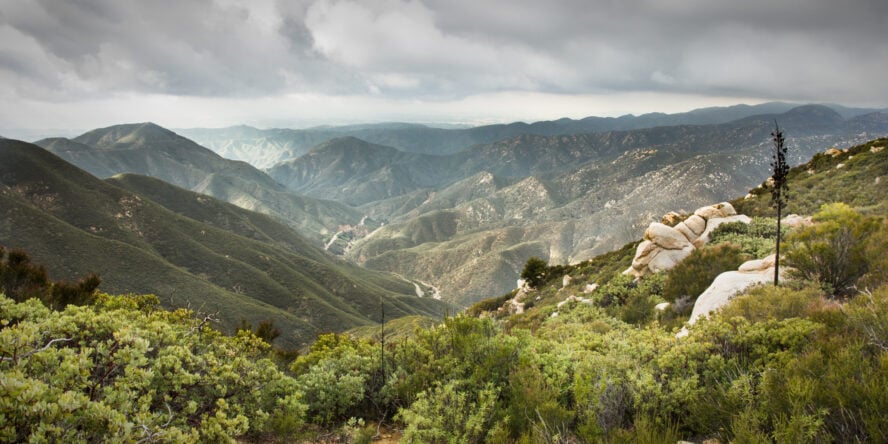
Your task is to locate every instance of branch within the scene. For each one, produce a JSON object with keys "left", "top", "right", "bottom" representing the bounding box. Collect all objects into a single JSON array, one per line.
[
  {"left": 1, "top": 338, "right": 71, "bottom": 363},
  {"left": 187, "top": 312, "right": 219, "bottom": 337},
  {"left": 134, "top": 403, "right": 173, "bottom": 444}
]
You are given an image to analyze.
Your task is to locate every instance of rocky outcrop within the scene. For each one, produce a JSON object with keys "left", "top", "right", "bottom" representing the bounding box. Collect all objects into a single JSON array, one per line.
[
  {"left": 550, "top": 294, "right": 594, "bottom": 317},
  {"left": 824, "top": 147, "right": 845, "bottom": 157},
  {"left": 781, "top": 214, "right": 813, "bottom": 228},
  {"left": 677, "top": 254, "right": 781, "bottom": 338},
  {"left": 562, "top": 275, "right": 572, "bottom": 288},
  {"left": 661, "top": 211, "right": 682, "bottom": 226},
  {"left": 557, "top": 294, "right": 594, "bottom": 309},
  {"left": 624, "top": 202, "right": 749, "bottom": 277},
  {"left": 507, "top": 286, "right": 529, "bottom": 315}
]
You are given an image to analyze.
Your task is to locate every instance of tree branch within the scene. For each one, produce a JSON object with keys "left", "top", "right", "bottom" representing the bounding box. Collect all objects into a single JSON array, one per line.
[{"left": 1, "top": 337, "right": 71, "bottom": 363}]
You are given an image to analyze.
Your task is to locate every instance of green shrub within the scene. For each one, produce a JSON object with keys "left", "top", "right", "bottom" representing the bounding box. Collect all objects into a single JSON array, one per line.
[
  {"left": 784, "top": 203, "right": 881, "bottom": 297},
  {"left": 596, "top": 273, "right": 636, "bottom": 308},
  {"left": 0, "top": 247, "right": 98, "bottom": 309},
  {"left": 0, "top": 293, "right": 305, "bottom": 442},
  {"left": 845, "top": 285, "right": 888, "bottom": 354},
  {"left": 860, "top": 220, "right": 888, "bottom": 290},
  {"left": 709, "top": 217, "right": 782, "bottom": 258},
  {"left": 505, "top": 338, "right": 576, "bottom": 441},
  {"left": 467, "top": 292, "right": 514, "bottom": 317},
  {"left": 290, "top": 334, "right": 384, "bottom": 425},
  {"left": 521, "top": 257, "right": 550, "bottom": 289},
  {"left": 662, "top": 243, "right": 748, "bottom": 305},
  {"left": 621, "top": 288, "right": 659, "bottom": 325},
  {"left": 719, "top": 284, "right": 826, "bottom": 323},
  {"left": 398, "top": 380, "right": 502, "bottom": 444}
]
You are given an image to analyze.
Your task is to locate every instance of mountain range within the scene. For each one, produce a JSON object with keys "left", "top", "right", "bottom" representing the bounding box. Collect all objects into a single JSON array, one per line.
[
  {"left": 15, "top": 103, "right": 888, "bottom": 306},
  {"left": 0, "top": 139, "right": 451, "bottom": 347},
  {"left": 178, "top": 102, "right": 887, "bottom": 168},
  {"left": 264, "top": 105, "right": 888, "bottom": 304}
]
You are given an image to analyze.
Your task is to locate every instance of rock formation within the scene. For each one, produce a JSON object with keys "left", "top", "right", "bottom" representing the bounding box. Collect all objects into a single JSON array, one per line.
[
  {"left": 624, "top": 202, "right": 750, "bottom": 277},
  {"left": 676, "top": 254, "right": 782, "bottom": 338},
  {"left": 781, "top": 214, "right": 813, "bottom": 228}
]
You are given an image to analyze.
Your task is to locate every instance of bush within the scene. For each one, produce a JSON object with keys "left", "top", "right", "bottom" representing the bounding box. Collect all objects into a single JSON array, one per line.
[
  {"left": 467, "top": 292, "right": 514, "bottom": 317},
  {"left": 397, "top": 380, "right": 502, "bottom": 444},
  {"left": 596, "top": 273, "right": 636, "bottom": 308},
  {"left": 521, "top": 257, "right": 550, "bottom": 289},
  {"left": 0, "top": 247, "right": 99, "bottom": 309},
  {"left": 708, "top": 217, "right": 782, "bottom": 258},
  {"left": 719, "top": 284, "right": 827, "bottom": 323},
  {"left": 662, "top": 243, "right": 748, "bottom": 305},
  {"left": 0, "top": 293, "right": 305, "bottom": 442},
  {"left": 860, "top": 220, "right": 888, "bottom": 290},
  {"left": 784, "top": 203, "right": 881, "bottom": 297},
  {"left": 290, "top": 334, "right": 384, "bottom": 425}
]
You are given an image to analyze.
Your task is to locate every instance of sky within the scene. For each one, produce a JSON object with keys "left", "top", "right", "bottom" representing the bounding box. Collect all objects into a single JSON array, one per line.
[{"left": 1, "top": 0, "right": 887, "bottom": 133}]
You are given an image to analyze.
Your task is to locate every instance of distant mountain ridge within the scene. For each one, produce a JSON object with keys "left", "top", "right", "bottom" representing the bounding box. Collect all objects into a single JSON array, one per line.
[
  {"left": 179, "top": 102, "right": 887, "bottom": 167},
  {"left": 270, "top": 105, "right": 888, "bottom": 215},
  {"left": 0, "top": 139, "right": 451, "bottom": 346}
]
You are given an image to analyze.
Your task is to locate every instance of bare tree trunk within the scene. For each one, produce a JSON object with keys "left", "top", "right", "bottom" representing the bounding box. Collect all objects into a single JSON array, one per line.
[{"left": 775, "top": 208, "right": 781, "bottom": 286}]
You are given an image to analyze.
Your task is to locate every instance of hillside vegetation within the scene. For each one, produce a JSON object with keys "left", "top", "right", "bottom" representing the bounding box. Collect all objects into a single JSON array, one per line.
[
  {"left": 3, "top": 138, "right": 887, "bottom": 442},
  {"left": 0, "top": 139, "right": 451, "bottom": 347},
  {"left": 734, "top": 138, "right": 888, "bottom": 216}
]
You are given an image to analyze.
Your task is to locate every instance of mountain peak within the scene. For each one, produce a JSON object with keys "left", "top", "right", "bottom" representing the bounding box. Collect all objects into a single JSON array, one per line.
[
  {"left": 781, "top": 104, "right": 844, "bottom": 124},
  {"left": 306, "top": 136, "right": 401, "bottom": 157},
  {"left": 73, "top": 122, "right": 179, "bottom": 149}
]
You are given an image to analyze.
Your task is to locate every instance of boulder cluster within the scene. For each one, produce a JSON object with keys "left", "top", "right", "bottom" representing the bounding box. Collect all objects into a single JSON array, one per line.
[{"left": 624, "top": 202, "right": 750, "bottom": 277}]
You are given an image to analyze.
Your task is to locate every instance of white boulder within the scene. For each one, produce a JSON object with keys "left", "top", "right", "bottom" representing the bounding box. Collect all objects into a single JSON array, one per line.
[
  {"left": 674, "top": 215, "right": 706, "bottom": 242},
  {"left": 645, "top": 223, "right": 691, "bottom": 250},
  {"left": 684, "top": 215, "right": 707, "bottom": 235},
  {"left": 647, "top": 246, "right": 694, "bottom": 273},
  {"left": 677, "top": 254, "right": 780, "bottom": 338},
  {"left": 694, "top": 202, "right": 737, "bottom": 220}
]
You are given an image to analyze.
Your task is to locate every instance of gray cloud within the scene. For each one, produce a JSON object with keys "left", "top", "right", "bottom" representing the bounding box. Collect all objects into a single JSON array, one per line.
[{"left": 0, "top": 0, "right": 886, "bottom": 114}]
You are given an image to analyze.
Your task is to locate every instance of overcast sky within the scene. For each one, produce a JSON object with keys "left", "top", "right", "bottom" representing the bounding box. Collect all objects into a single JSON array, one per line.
[{"left": 1, "top": 0, "right": 886, "bottom": 132}]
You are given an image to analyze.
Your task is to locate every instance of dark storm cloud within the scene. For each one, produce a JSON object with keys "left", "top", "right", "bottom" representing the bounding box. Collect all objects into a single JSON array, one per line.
[
  {"left": 0, "top": 0, "right": 886, "bottom": 104},
  {"left": 0, "top": 0, "right": 340, "bottom": 98}
]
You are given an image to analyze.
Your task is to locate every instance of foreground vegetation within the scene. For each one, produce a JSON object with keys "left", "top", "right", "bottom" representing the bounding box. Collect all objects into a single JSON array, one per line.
[{"left": 2, "top": 139, "right": 887, "bottom": 442}]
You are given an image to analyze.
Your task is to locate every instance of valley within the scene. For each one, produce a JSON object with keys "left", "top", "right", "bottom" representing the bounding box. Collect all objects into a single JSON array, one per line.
[
  {"left": 19, "top": 103, "right": 888, "bottom": 307},
  {"left": 259, "top": 104, "right": 888, "bottom": 304}
]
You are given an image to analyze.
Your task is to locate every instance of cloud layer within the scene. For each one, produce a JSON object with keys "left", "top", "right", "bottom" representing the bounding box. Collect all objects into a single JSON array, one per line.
[{"left": 1, "top": 0, "right": 886, "bottom": 129}]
